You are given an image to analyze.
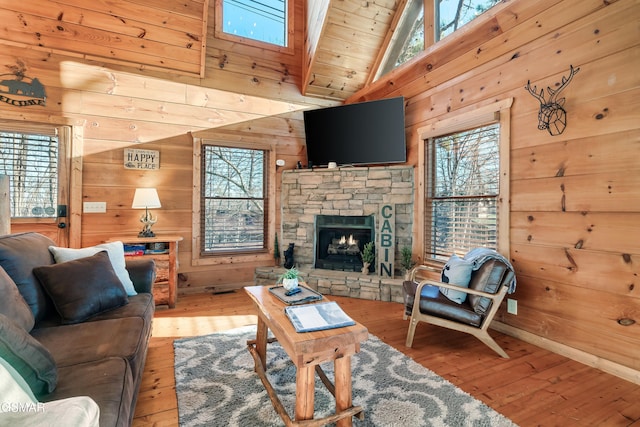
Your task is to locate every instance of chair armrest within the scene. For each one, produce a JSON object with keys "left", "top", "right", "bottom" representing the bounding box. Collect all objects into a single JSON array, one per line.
[
  {"left": 125, "top": 258, "right": 156, "bottom": 293},
  {"left": 414, "top": 279, "right": 506, "bottom": 300},
  {"left": 409, "top": 265, "right": 441, "bottom": 282}
]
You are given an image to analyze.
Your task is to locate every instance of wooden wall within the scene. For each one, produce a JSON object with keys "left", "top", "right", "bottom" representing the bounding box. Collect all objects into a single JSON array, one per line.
[
  {"left": 0, "top": 0, "right": 638, "bottom": 377},
  {"left": 0, "top": 1, "right": 318, "bottom": 292},
  {"left": 357, "top": 0, "right": 639, "bottom": 374}
]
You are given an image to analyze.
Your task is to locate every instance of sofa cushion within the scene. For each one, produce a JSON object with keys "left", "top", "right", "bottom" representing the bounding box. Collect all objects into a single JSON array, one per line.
[
  {"left": 0, "top": 266, "right": 35, "bottom": 332},
  {"left": 42, "top": 358, "right": 133, "bottom": 427},
  {"left": 49, "top": 241, "right": 137, "bottom": 296},
  {"left": 440, "top": 254, "right": 473, "bottom": 304},
  {"left": 468, "top": 259, "right": 511, "bottom": 315},
  {"left": 0, "top": 232, "right": 56, "bottom": 322},
  {"left": 0, "top": 313, "right": 57, "bottom": 396},
  {"left": 33, "top": 251, "right": 129, "bottom": 325},
  {"left": 31, "top": 317, "right": 147, "bottom": 379}
]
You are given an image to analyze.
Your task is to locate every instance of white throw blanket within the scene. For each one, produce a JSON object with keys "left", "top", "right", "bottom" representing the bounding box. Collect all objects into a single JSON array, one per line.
[{"left": 463, "top": 247, "right": 517, "bottom": 293}]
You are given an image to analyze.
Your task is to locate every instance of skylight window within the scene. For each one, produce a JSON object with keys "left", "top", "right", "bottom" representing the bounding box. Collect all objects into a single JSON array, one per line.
[
  {"left": 376, "top": 0, "right": 500, "bottom": 79},
  {"left": 437, "top": 0, "right": 500, "bottom": 41},
  {"left": 219, "top": 0, "right": 288, "bottom": 47}
]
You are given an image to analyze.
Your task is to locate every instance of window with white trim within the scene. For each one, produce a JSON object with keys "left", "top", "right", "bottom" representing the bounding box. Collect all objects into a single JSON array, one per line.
[{"left": 215, "top": 0, "right": 292, "bottom": 51}]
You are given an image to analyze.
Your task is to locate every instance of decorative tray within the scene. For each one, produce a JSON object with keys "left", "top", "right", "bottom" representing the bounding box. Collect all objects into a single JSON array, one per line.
[{"left": 268, "top": 285, "right": 323, "bottom": 305}]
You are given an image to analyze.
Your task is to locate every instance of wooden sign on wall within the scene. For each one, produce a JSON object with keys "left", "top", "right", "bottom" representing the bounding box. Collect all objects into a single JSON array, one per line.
[
  {"left": 378, "top": 204, "right": 395, "bottom": 277},
  {"left": 124, "top": 149, "right": 160, "bottom": 170}
]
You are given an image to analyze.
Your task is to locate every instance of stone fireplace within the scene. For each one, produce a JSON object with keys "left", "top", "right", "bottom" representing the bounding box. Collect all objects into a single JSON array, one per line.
[
  {"left": 281, "top": 165, "right": 413, "bottom": 272},
  {"left": 255, "top": 165, "right": 414, "bottom": 302},
  {"left": 314, "top": 214, "right": 375, "bottom": 272}
]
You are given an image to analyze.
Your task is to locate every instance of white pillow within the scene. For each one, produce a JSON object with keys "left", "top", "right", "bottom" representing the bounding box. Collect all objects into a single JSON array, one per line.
[
  {"left": 440, "top": 254, "right": 473, "bottom": 304},
  {"left": 0, "top": 356, "right": 99, "bottom": 427},
  {"left": 0, "top": 355, "right": 36, "bottom": 404},
  {"left": 48, "top": 242, "right": 137, "bottom": 296}
]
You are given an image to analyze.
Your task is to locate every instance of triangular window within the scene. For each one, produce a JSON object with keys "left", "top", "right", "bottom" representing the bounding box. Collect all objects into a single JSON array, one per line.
[{"left": 377, "top": 0, "right": 500, "bottom": 79}]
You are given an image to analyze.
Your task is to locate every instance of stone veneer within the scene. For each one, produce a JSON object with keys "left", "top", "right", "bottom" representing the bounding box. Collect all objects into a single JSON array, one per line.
[{"left": 254, "top": 165, "right": 414, "bottom": 302}]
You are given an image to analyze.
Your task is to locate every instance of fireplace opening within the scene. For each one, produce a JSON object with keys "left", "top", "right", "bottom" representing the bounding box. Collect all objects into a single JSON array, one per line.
[{"left": 314, "top": 215, "right": 374, "bottom": 272}]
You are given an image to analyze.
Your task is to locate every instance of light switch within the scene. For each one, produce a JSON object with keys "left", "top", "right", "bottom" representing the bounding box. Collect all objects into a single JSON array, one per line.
[{"left": 83, "top": 202, "right": 107, "bottom": 213}]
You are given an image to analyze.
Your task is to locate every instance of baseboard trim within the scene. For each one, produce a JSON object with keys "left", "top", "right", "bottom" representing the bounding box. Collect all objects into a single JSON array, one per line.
[{"left": 491, "top": 321, "right": 640, "bottom": 385}]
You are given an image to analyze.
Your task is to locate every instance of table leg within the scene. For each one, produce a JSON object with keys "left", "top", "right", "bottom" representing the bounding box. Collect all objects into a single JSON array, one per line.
[
  {"left": 295, "top": 365, "right": 315, "bottom": 421},
  {"left": 255, "top": 318, "right": 268, "bottom": 370},
  {"left": 335, "top": 356, "right": 353, "bottom": 427}
]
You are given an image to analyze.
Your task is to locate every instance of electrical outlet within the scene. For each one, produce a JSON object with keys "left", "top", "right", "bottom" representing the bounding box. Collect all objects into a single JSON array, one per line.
[
  {"left": 83, "top": 202, "right": 107, "bottom": 213},
  {"left": 507, "top": 298, "right": 518, "bottom": 315}
]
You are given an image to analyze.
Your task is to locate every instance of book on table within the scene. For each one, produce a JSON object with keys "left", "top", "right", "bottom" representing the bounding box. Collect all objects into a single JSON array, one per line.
[{"left": 285, "top": 301, "right": 356, "bottom": 333}]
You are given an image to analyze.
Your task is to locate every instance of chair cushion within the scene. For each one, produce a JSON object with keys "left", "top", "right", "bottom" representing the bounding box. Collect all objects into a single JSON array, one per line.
[
  {"left": 403, "top": 281, "right": 439, "bottom": 314},
  {"left": 468, "top": 259, "right": 512, "bottom": 315},
  {"left": 0, "top": 266, "right": 35, "bottom": 332},
  {"left": 49, "top": 241, "right": 137, "bottom": 296},
  {"left": 440, "top": 254, "right": 473, "bottom": 304},
  {"left": 33, "top": 251, "right": 129, "bottom": 325},
  {"left": 404, "top": 279, "right": 484, "bottom": 327},
  {"left": 0, "top": 313, "right": 57, "bottom": 396}
]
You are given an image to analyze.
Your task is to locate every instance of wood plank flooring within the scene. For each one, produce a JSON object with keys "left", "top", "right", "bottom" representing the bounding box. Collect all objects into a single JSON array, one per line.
[{"left": 132, "top": 291, "right": 640, "bottom": 426}]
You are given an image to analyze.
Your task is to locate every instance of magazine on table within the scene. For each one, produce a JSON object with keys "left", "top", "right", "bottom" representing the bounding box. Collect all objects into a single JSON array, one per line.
[{"left": 285, "top": 301, "right": 356, "bottom": 333}]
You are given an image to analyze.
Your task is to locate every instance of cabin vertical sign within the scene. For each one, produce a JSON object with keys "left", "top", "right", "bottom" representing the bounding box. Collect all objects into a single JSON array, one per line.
[{"left": 378, "top": 204, "right": 395, "bottom": 277}]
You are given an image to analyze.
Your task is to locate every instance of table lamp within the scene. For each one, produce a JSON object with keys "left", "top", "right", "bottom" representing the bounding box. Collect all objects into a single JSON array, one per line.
[{"left": 132, "top": 188, "right": 161, "bottom": 237}]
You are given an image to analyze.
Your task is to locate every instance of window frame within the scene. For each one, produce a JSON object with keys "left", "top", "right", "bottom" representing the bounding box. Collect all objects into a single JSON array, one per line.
[
  {"left": 374, "top": 0, "right": 506, "bottom": 82},
  {"left": 417, "top": 98, "right": 512, "bottom": 265},
  {"left": 0, "top": 124, "right": 60, "bottom": 220},
  {"left": 0, "top": 116, "right": 83, "bottom": 248},
  {"left": 213, "top": 0, "right": 295, "bottom": 55},
  {"left": 192, "top": 137, "right": 276, "bottom": 266}
]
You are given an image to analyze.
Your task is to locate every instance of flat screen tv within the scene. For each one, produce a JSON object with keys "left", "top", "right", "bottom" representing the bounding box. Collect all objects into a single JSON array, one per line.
[{"left": 303, "top": 96, "right": 406, "bottom": 167}]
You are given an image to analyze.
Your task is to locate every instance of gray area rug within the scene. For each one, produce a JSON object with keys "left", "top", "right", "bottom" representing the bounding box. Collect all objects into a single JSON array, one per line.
[{"left": 174, "top": 325, "right": 517, "bottom": 427}]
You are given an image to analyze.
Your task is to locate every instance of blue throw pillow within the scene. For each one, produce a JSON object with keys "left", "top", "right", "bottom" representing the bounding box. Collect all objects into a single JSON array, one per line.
[
  {"left": 440, "top": 254, "right": 473, "bottom": 304},
  {"left": 420, "top": 284, "right": 440, "bottom": 298}
]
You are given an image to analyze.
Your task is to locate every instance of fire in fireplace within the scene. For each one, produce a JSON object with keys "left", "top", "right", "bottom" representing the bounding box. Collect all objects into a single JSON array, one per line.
[{"left": 314, "top": 215, "right": 375, "bottom": 272}]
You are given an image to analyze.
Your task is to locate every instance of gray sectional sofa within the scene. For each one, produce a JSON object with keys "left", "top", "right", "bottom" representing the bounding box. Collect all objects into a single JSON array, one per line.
[{"left": 0, "top": 232, "right": 156, "bottom": 426}]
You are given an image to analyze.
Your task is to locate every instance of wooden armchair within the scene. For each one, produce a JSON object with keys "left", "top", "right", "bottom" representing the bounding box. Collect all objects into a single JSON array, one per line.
[{"left": 403, "top": 257, "right": 515, "bottom": 358}]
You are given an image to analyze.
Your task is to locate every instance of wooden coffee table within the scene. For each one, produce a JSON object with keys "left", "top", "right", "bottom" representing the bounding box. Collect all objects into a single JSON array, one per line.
[{"left": 244, "top": 285, "right": 368, "bottom": 427}]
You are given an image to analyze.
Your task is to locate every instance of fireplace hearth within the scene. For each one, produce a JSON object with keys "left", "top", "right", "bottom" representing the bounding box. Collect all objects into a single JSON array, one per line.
[{"left": 314, "top": 214, "right": 374, "bottom": 272}]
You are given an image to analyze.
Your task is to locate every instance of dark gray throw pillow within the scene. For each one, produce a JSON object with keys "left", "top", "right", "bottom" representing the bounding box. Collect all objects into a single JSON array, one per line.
[
  {"left": 0, "top": 266, "right": 35, "bottom": 332},
  {"left": 0, "top": 313, "right": 57, "bottom": 396},
  {"left": 33, "top": 251, "right": 129, "bottom": 324}
]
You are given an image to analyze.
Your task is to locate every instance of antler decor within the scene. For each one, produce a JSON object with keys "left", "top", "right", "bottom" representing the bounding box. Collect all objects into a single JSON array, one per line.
[{"left": 525, "top": 65, "right": 580, "bottom": 136}]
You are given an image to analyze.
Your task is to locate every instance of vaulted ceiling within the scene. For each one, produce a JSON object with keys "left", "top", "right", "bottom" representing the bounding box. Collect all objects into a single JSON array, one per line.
[
  {"left": 302, "top": 0, "right": 403, "bottom": 101},
  {"left": 0, "top": 0, "right": 404, "bottom": 103}
]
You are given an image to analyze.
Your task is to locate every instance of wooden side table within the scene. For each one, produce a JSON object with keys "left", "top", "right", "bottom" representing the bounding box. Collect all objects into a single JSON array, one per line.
[{"left": 106, "top": 235, "right": 183, "bottom": 308}]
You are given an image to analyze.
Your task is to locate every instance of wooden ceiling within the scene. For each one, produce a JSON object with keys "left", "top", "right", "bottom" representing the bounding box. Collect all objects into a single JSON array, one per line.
[
  {"left": 302, "top": 0, "right": 403, "bottom": 101},
  {"left": 0, "top": 0, "right": 402, "bottom": 102},
  {"left": 0, "top": 0, "right": 209, "bottom": 76}
]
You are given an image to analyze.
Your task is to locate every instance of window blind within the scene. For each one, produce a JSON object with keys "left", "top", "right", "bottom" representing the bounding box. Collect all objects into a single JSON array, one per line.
[
  {"left": 427, "top": 124, "right": 499, "bottom": 259},
  {"left": 0, "top": 125, "right": 58, "bottom": 218},
  {"left": 200, "top": 145, "right": 267, "bottom": 254}
]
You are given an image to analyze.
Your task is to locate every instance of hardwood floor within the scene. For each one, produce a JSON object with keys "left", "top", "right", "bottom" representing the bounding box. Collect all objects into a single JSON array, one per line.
[{"left": 132, "top": 291, "right": 640, "bottom": 426}]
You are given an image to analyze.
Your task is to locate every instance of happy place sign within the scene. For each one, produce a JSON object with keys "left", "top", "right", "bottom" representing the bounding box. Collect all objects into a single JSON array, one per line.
[{"left": 124, "top": 149, "right": 160, "bottom": 170}]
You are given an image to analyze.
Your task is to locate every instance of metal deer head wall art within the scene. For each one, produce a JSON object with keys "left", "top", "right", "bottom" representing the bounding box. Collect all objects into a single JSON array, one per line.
[{"left": 525, "top": 65, "right": 580, "bottom": 136}]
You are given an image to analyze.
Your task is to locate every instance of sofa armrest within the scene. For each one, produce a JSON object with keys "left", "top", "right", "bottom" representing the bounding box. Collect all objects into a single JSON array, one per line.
[{"left": 125, "top": 258, "right": 156, "bottom": 293}]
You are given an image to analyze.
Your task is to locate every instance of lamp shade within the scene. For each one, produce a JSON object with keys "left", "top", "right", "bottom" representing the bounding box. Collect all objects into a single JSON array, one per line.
[{"left": 132, "top": 188, "right": 161, "bottom": 209}]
